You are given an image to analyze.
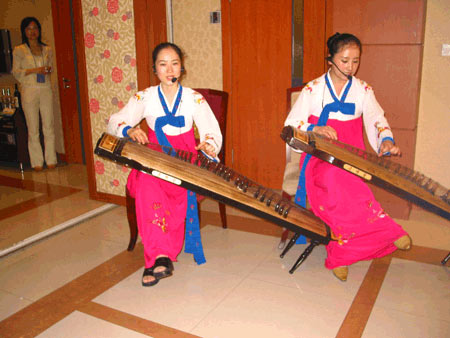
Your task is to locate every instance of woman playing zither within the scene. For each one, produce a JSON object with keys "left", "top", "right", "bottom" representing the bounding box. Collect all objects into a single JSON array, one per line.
[
  {"left": 284, "top": 33, "right": 411, "bottom": 281},
  {"left": 107, "top": 43, "right": 222, "bottom": 286}
]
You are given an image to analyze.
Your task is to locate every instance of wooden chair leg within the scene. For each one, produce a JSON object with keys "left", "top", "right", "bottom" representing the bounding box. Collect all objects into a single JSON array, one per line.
[
  {"left": 218, "top": 202, "right": 227, "bottom": 228},
  {"left": 125, "top": 190, "right": 138, "bottom": 251}
]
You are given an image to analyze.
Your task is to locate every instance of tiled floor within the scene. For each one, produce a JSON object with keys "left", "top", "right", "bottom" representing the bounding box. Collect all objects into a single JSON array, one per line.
[{"left": 0, "top": 164, "right": 449, "bottom": 338}]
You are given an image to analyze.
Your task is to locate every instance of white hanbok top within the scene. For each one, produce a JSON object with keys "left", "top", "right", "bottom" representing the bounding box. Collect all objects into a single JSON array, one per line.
[
  {"left": 284, "top": 72, "right": 394, "bottom": 152},
  {"left": 107, "top": 85, "right": 222, "bottom": 154}
]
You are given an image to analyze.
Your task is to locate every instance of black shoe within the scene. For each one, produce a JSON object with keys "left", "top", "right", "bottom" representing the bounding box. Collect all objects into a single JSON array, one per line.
[
  {"left": 142, "top": 267, "right": 159, "bottom": 287},
  {"left": 153, "top": 256, "right": 174, "bottom": 280}
]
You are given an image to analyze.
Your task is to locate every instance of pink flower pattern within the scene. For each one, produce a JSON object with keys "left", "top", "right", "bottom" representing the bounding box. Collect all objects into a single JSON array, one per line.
[
  {"left": 95, "top": 161, "right": 105, "bottom": 175},
  {"left": 89, "top": 98, "right": 99, "bottom": 113},
  {"left": 84, "top": 33, "right": 95, "bottom": 48},
  {"left": 107, "top": 0, "right": 119, "bottom": 14},
  {"left": 111, "top": 67, "right": 123, "bottom": 83}
]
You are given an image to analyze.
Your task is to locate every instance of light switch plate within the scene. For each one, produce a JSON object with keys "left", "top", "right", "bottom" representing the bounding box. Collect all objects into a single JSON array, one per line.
[{"left": 210, "top": 11, "right": 221, "bottom": 24}]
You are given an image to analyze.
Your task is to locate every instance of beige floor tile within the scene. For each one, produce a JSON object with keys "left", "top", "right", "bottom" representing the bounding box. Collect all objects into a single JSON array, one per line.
[
  {"left": 93, "top": 262, "right": 244, "bottom": 333},
  {"left": 249, "top": 243, "right": 370, "bottom": 302},
  {"left": 0, "top": 191, "right": 106, "bottom": 251},
  {"left": 0, "top": 211, "right": 128, "bottom": 302},
  {"left": 36, "top": 311, "right": 151, "bottom": 338},
  {"left": 0, "top": 186, "right": 42, "bottom": 208},
  {"left": 77, "top": 206, "right": 133, "bottom": 246},
  {"left": 363, "top": 306, "right": 450, "bottom": 338},
  {"left": 373, "top": 258, "right": 450, "bottom": 322},
  {"left": 0, "top": 289, "right": 33, "bottom": 321},
  {"left": 0, "top": 163, "right": 89, "bottom": 190},
  {"left": 191, "top": 277, "right": 349, "bottom": 338},
  {"left": 395, "top": 208, "right": 450, "bottom": 250},
  {"left": 176, "top": 225, "right": 279, "bottom": 276}
]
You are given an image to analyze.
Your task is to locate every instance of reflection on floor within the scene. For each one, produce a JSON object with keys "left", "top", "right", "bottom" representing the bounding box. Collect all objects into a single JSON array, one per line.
[{"left": 0, "top": 164, "right": 449, "bottom": 337}]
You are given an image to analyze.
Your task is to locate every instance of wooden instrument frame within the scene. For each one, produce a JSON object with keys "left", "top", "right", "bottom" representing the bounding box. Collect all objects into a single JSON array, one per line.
[
  {"left": 281, "top": 126, "right": 450, "bottom": 220},
  {"left": 94, "top": 133, "right": 332, "bottom": 244}
]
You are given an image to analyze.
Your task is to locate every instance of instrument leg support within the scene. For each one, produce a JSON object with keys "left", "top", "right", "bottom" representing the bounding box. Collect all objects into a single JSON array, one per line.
[
  {"left": 289, "top": 240, "right": 319, "bottom": 274},
  {"left": 280, "top": 232, "right": 300, "bottom": 258}
]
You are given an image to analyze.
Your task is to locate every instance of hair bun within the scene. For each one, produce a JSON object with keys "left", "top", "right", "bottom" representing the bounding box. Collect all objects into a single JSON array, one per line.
[{"left": 327, "top": 32, "right": 340, "bottom": 49}]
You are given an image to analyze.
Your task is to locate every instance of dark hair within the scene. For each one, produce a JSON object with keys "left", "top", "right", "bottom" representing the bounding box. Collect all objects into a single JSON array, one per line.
[
  {"left": 327, "top": 33, "right": 361, "bottom": 59},
  {"left": 20, "top": 17, "right": 46, "bottom": 47},
  {"left": 152, "top": 42, "right": 184, "bottom": 69}
]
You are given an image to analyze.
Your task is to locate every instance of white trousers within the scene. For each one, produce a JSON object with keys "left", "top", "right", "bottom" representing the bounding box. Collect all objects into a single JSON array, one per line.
[{"left": 21, "top": 86, "right": 57, "bottom": 168}]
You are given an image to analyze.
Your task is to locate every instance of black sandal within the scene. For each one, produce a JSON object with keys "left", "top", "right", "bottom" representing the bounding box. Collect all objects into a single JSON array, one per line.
[
  {"left": 142, "top": 267, "right": 159, "bottom": 287},
  {"left": 153, "top": 257, "right": 174, "bottom": 280}
]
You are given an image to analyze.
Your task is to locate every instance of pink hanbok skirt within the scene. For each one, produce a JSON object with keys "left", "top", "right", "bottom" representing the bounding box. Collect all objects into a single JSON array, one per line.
[
  {"left": 127, "top": 128, "right": 197, "bottom": 268},
  {"left": 301, "top": 116, "right": 408, "bottom": 269}
]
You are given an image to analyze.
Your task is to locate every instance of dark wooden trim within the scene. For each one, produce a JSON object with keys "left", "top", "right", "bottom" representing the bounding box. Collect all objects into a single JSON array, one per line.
[
  {"left": 72, "top": 0, "right": 98, "bottom": 199},
  {"left": 325, "top": 0, "right": 334, "bottom": 71},
  {"left": 133, "top": 0, "right": 151, "bottom": 90},
  {"left": 134, "top": 0, "right": 167, "bottom": 90},
  {"left": 51, "top": 0, "right": 84, "bottom": 164},
  {"left": 220, "top": 0, "right": 232, "bottom": 167},
  {"left": 303, "top": 0, "right": 327, "bottom": 82}
]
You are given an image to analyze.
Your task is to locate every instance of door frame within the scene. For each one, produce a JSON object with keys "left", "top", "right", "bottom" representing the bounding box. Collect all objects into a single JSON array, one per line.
[{"left": 51, "top": 0, "right": 84, "bottom": 165}]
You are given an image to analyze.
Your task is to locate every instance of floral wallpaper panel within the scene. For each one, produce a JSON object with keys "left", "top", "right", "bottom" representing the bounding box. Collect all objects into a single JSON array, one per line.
[{"left": 81, "top": 0, "right": 138, "bottom": 196}]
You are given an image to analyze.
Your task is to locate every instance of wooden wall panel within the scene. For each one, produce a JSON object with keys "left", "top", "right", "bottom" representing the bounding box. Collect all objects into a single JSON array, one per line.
[
  {"left": 303, "top": 0, "right": 327, "bottom": 82},
  {"left": 133, "top": 0, "right": 167, "bottom": 90},
  {"left": 330, "top": 0, "right": 426, "bottom": 219},
  {"left": 357, "top": 45, "right": 423, "bottom": 130},
  {"left": 331, "top": 0, "right": 425, "bottom": 44},
  {"left": 222, "top": 0, "right": 292, "bottom": 189}
]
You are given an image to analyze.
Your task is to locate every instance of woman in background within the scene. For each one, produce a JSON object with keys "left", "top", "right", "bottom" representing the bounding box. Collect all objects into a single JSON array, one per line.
[
  {"left": 13, "top": 17, "right": 56, "bottom": 171},
  {"left": 108, "top": 42, "right": 222, "bottom": 286},
  {"left": 285, "top": 33, "right": 411, "bottom": 281}
]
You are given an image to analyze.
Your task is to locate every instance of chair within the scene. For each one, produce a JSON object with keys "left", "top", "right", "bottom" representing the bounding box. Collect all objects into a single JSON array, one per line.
[
  {"left": 126, "top": 88, "right": 229, "bottom": 251},
  {"left": 278, "top": 86, "right": 304, "bottom": 250}
]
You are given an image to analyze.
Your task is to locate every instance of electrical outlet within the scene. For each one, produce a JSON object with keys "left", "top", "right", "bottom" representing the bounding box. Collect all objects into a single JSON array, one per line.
[{"left": 442, "top": 44, "right": 450, "bottom": 56}]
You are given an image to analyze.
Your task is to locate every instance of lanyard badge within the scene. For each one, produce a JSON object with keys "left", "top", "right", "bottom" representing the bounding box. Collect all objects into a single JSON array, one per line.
[{"left": 37, "top": 73, "right": 45, "bottom": 83}]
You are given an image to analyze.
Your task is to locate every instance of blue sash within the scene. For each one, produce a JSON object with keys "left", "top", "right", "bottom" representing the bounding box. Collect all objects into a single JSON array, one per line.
[
  {"left": 294, "top": 74, "right": 355, "bottom": 243},
  {"left": 155, "top": 85, "right": 206, "bottom": 264}
]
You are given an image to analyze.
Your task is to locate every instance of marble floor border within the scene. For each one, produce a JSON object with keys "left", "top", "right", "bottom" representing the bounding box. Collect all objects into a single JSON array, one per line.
[{"left": 0, "top": 211, "right": 448, "bottom": 338}]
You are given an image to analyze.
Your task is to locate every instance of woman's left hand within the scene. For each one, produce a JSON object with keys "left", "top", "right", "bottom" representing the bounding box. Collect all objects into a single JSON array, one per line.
[
  {"left": 195, "top": 141, "right": 217, "bottom": 158},
  {"left": 378, "top": 139, "right": 401, "bottom": 157}
]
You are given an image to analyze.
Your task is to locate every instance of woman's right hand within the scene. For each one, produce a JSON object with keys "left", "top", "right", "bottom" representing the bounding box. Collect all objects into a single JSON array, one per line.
[
  {"left": 312, "top": 125, "right": 338, "bottom": 140},
  {"left": 127, "top": 127, "right": 149, "bottom": 144}
]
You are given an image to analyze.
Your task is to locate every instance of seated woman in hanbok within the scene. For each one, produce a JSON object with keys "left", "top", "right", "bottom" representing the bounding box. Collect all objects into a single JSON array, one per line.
[
  {"left": 284, "top": 33, "right": 411, "bottom": 281},
  {"left": 107, "top": 42, "right": 222, "bottom": 286}
]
